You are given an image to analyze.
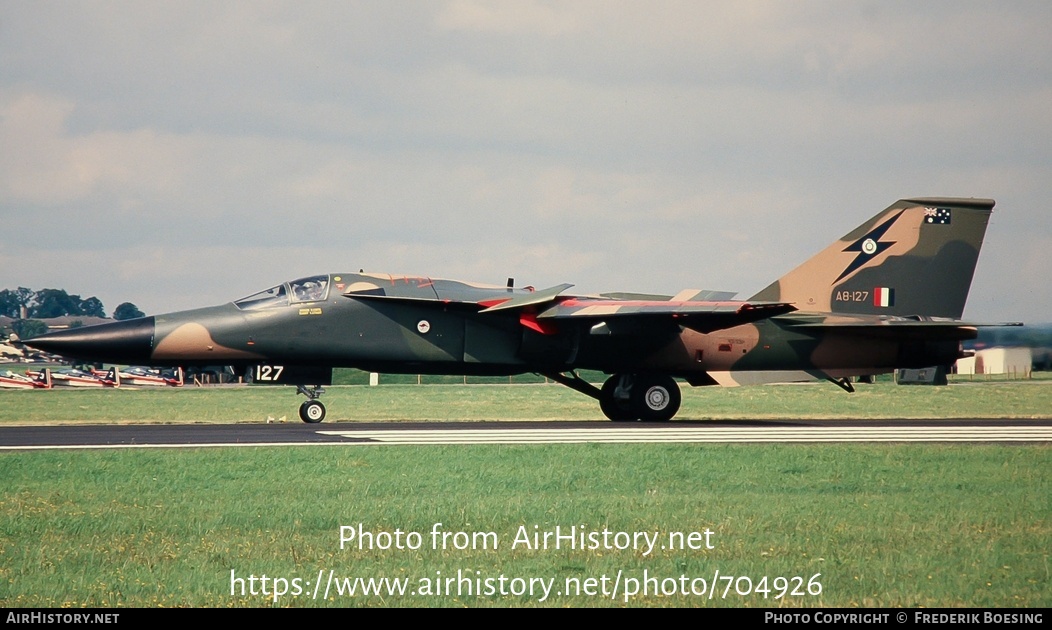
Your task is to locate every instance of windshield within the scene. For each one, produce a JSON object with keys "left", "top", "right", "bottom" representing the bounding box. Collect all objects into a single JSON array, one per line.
[
  {"left": 234, "top": 275, "right": 331, "bottom": 310},
  {"left": 234, "top": 284, "right": 288, "bottom": 310}
]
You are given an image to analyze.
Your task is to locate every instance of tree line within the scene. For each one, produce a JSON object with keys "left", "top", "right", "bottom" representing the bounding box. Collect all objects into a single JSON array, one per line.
[{"left": 0, "top": 288, "right": 144, "bottom": 321}]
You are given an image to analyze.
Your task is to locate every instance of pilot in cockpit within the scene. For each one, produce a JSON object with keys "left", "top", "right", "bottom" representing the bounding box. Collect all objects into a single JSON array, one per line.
[{"left": 294, "top": 278, "right": 328, "bottom": 302}]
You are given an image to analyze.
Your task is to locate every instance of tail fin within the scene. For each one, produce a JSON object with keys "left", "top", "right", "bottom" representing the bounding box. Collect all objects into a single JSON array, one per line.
[
  {"left": 750, "top": 197, "right": 994, "bottom": 319},
  {"left": 29, "top": 368, "right": 52, "bottom": 389}
]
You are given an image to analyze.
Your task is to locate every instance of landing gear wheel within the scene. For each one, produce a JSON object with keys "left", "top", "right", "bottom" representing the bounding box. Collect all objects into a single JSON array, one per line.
[
  {"left": 299, "top": 400, "right": 326, "bottom": 423},
  {"left": 632, "top": 375, "right": 680, "bottom": 422},
  {"left": 600, "top": 375, "right": 636, "bottom": 422},
  {"left": 295, "top": 384, "right": 327, "bottom": 423}
]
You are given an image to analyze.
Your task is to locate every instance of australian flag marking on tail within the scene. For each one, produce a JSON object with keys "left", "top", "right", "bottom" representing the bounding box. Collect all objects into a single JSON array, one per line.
[{"left": 924, "top": 207, "right": 951, "bottom": 224}]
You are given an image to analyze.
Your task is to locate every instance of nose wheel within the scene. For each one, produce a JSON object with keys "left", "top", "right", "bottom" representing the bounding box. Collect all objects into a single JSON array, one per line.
[{"left": 296, "top": 385, "right": 327, "bottom": 423}]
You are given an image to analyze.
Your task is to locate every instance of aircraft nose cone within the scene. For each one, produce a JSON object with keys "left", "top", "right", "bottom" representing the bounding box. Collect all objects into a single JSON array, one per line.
[{"left": 25, "top": 317, "right": 156, "bottom": 364}]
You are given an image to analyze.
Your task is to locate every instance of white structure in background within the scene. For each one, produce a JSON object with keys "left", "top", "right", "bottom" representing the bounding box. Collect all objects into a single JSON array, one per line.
[
  {"left": 0, "top": 343, "right": 22, "bottom": 362},
  {"left": 956, "top": 347, "right": 1033, "bottom": 377}
]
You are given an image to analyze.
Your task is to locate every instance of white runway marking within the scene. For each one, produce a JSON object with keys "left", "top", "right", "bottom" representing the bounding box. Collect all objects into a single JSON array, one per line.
[
  {"left": 318, "top": 426, "right": 1052, "bottom": 444},
  {"left": 3, "top": 424, "right": 1049, "bottom": 450}
]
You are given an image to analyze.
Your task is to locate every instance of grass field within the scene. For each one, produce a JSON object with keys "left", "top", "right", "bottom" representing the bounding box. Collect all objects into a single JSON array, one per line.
[
  {"left": 0, "top": 376, "right": 1050, "bottom": 425},
  {"left": 1, "top": 444, "right": 1049, "bottom": 607},
  {"left": 0, "top": 379, "right": 1049, "bottom": 607}
]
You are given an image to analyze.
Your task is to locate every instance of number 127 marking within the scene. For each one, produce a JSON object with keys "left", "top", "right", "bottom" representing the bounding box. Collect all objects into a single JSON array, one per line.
[{"left": 255, "top": 365, "right": 285, "bottom": 381}]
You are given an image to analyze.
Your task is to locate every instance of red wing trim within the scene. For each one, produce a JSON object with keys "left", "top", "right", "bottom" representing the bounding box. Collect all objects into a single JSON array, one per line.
[{"left": 520, "top": 313, "right": 559, "bottom": 335}]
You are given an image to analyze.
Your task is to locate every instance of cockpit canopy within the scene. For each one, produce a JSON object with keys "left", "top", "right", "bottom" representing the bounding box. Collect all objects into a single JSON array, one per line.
[{"left": 234, "top": 274, "right": 330, "bottom": 310}]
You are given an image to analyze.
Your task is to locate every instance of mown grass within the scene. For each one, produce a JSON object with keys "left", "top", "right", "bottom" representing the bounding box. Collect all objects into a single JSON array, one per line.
[
  {"left": 0, "top": 377, "right": 1049, "bottom": 424},
  {"left": 1, "top": 378, "right": 1048, "bottom": 608},
  {"left": 0, "top": 444, "right": 1048, "bottom": 607}
]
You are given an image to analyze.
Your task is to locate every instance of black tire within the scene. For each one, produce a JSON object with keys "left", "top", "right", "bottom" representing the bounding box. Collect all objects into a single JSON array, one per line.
[
  {"left": 600, "top": 375, "right": 636, "bottom": 422},
  {"left": 632, "top": 375, "right": 680, "bottom": 422},
  {"left": 299, "top": 400, "right": 326, "bottom": 423}
]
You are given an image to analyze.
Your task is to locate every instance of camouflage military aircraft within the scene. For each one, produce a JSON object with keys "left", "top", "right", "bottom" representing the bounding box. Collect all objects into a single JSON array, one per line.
[{"left": 27, "top": 197, "right": 1013, "bottom": 423}]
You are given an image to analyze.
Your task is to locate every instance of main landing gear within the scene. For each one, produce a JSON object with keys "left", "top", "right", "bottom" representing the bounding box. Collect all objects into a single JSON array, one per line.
[
  {"left": 600, "top": 373, "right": 681, "bottom": 422},
  {"left": 544, "top": 371, "right": 682, "bottom": 422},
  {"left": 296, "top": 384, "right": 326, "bottom": 423}
]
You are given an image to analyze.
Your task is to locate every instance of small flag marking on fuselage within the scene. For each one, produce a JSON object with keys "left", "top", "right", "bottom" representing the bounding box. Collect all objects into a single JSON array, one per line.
[{"left": 874, "top": 287, "right": 895, "bottom": 307}]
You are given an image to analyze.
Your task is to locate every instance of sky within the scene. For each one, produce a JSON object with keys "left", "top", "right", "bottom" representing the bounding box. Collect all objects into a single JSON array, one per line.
[{"left": 1, "top": 1, "right": 1049, "bottom": 323}]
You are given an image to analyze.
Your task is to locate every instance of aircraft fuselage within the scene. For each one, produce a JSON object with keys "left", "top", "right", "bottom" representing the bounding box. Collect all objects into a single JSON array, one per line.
[
  {"left": 32, "top": 272, "right": 968, "bottom": 382},
  {"left": 27, "top": 197, "right": 1005, "bottom": 423}
]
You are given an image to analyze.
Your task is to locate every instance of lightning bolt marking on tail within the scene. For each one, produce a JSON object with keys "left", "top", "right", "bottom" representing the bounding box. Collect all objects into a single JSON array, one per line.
[{"left": 833, "top": 210, "right": 903, "bottom": 283}]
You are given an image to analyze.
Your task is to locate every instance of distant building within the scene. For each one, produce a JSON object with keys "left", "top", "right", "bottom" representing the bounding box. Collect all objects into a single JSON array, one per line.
[
  {"left": 40, "top": 316, "right": 113, "bottom": 329},
  {"left": 1, "top": 316, "right": 112, "bottom": 333},
  {"left": 956, "top": 347, "right": 1033, "bottom": 377}
]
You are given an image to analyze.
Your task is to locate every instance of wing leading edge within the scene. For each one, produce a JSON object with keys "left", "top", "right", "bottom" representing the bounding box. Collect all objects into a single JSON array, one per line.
[
  {"left": 343, "top": 280, "right": 797, "bottom": 335},
  {"left": 533, "top": 297, "right": 797, "bottom": 334}
]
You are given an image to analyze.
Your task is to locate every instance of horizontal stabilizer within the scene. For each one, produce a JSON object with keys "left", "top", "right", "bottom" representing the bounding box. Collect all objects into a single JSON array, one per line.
[
  {"left": 782, "top": 316, "right": 1022, "bottom": 340},
  {"left": 786, "top": 318, "right": 1023, "bottom": 328}
]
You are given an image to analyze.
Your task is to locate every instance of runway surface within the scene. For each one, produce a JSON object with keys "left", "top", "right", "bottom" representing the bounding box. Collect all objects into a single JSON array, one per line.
[{"left": 1, "top": 419, "right": 1050, "bottom": 450}]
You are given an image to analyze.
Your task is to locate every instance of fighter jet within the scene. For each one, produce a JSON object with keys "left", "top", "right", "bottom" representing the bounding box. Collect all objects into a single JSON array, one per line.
[{"left": 26, "top": 197, "right": 1015, "bottom": 423}]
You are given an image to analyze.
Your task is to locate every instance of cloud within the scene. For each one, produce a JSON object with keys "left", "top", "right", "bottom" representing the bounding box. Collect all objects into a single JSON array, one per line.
[
  {"left": 0, "top": 94, "right": 86, "bottom": 204},
  {"left": 437, "top": 0, "right": 577, "bottom": 36},
  {"left": 0, "top": 2, "right": 1048, "bottom": 321}
]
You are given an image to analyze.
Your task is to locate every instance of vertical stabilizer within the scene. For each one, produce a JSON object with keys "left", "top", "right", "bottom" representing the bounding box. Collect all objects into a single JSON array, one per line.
[{"left": 750, "top": 197, "right": 993, "bottom": 319}]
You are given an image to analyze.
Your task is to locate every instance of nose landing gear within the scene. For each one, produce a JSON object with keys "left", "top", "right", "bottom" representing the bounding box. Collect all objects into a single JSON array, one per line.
[{"left": 296, "top": 384, "right": 327, "bottom": 423}]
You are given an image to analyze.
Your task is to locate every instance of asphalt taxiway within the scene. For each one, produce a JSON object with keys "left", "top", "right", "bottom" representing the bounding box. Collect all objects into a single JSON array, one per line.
[{"left": 1, "top": 419, "right": 1050, "bottom": 450}]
